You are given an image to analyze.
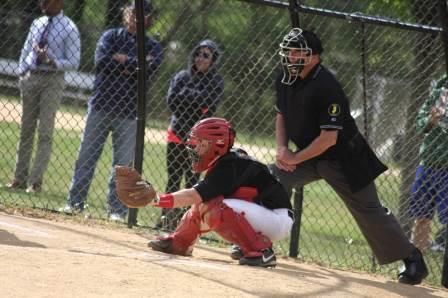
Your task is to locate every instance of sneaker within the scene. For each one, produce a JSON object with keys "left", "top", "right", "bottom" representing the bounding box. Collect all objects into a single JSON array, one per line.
[
  {"left": 230, "top": 244, "right": 243, "bottom": 260},
  {"left": 109, "top": 213, "right": 126, "bottom": 223},
  {"left": 239, "top": 247, "right": 276, "bottom": 268},
  {"left": 26, "top": 183, "right": 42, "bottom": 193},
  {"left": 58, "top": 204, "right": 82, "bottom": 215},
  {"left": 429, "top": 242, "right": 445, "bottom": 252},
  {"left": 6, "top": 180, "right": 26, "bottom": 190},
  {"left": 398, "top": 248, "right": 429, "bottom": 285},
  {"left": 148, "top": 238, "right": 173, "bottom": 254}
]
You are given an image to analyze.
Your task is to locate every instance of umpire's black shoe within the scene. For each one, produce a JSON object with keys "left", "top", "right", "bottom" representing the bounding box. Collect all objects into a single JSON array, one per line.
[
  {"left": 230, "top": 244, "right": 243, "bottom": 260},
  {"left": 239, "top": 248, "right": 276, "bottom": 268},
  {"left": 148, "top": 238, "right": 173, "bottom": 254},
  {"left": 398, "top": 248, "right": 428, "bottom": 285}
]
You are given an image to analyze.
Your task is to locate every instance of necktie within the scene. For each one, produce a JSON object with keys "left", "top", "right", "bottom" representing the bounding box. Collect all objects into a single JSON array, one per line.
[{"left": 36, "top": 17, "right": 53, "bottom": 65}]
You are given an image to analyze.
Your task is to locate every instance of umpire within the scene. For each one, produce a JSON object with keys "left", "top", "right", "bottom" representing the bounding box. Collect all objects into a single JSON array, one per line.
[{"left": 270, "top": 28, "right": 428, "bottom": 285}]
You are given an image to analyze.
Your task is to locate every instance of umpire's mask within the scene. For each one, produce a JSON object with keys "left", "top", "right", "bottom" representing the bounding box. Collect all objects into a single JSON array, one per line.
[{"left": 279, "top": 28, "right": 312, "bottom": 85}]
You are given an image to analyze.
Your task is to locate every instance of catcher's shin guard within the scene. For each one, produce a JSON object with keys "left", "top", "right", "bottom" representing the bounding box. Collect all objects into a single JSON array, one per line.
[
  {"left": 159, "top": 207, "right": 201, "bottom": 256},
  {"left": 203, "top": 201, "right": 272, "bottom": 257}
]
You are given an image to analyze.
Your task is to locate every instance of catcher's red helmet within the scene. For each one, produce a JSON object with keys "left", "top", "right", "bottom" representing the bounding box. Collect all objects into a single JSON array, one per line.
[{"left": 187, "top": 117, "right": 235, "bottom": 173}]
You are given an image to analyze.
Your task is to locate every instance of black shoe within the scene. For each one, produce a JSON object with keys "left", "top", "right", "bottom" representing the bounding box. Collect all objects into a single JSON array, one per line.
[
  {"left": 6, "top": 180, "right": 26, "bottom": 190},
  {"left": 239, "top": 248, "right": 276, "bottom": 268},
  {"left": 58, "top": 204, "right": 83, "bottom": 215},
  {"left": 148, "top": 238, "right": 173, "bottom": 254},
  {"left": 230, "top": 244, "right": 243, "bottom": 260},
  {"left": 398, "top": 248, "right": 428, "bottom": 285},
  {"left": 26, "top": 183, "right": 42, "bottom": 193}
]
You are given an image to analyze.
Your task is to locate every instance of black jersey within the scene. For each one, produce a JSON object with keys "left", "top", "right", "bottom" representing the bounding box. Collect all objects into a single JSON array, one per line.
[
  {"left": 275, "top": 64, "right": 359, "bottom": 159},
  {"left": 275, "top": 64, "right": 387, "bottom": 192},
  {"left": 194, "top": 151, "right": 292, "bottom": 210}
]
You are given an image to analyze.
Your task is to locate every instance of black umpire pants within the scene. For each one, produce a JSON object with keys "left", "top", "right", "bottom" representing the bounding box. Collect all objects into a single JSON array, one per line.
[{"left": 271, "top": 159, "right": 414, "bottom": 264}]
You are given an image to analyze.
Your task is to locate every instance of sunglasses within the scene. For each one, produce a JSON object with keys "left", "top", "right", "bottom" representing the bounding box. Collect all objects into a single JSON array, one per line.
[{"left": 195, "top": 51, "right": 211, "bottom": 59}]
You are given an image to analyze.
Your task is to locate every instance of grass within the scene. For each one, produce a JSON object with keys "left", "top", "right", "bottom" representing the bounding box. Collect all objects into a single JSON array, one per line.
[{"left": 0, "top": 96, "right": 445, "bottom": 287}]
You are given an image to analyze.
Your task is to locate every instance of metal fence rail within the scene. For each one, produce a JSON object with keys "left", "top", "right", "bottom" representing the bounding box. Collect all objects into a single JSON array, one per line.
[{"left": 0, "top": 0, "right": 446, "bottom": 287}]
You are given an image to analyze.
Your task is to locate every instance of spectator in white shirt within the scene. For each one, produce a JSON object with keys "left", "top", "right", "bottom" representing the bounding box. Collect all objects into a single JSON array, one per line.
[{"left": 7, "top": 0, "right": 80, "bottom": 193}]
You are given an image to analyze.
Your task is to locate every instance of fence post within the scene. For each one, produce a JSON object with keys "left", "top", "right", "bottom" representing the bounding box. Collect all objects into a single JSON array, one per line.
[
  {"left": 288, "top": 0, "right": 300, "bottom": 27},
  {"left": 360, "top": 21, "right": 378, "bottom": 273},
  {"left": 127, "top": 0, "right": 147, "bottom": 228},
  {"left": 289, "top": 188, "right": 304, "bottom": 257},
  {"left": 437, "top": 0, "right": 448, "bottom": 288},
  {"left": 286, "top": 0, "right": 305, "bottom": 258}
]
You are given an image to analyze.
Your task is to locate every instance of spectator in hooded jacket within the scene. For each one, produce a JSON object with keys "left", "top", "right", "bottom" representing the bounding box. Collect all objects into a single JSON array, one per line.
[{"left": 160, "top": 40, "right": 224, "bottom": 230}]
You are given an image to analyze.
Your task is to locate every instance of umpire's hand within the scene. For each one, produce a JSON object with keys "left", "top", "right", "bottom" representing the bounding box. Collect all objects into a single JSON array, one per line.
[{"left": 276, "top": 146, "right": 297, "bottom": 172}]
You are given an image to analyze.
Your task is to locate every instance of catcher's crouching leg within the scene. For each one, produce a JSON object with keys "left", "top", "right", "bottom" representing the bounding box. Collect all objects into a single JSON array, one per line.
[
  {"left": 148, "top": 206, "right": 201, "bottom": 256},
  {"left": 203, "top": 200, "right": 275, "bottom": 267}
]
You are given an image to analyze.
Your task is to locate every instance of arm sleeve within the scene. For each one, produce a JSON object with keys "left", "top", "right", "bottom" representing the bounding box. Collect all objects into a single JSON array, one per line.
[
  {"left": 18, "top": 21, "right": 36, "bottom": 75},
  {"left": 416, "top": 87, "right": 438, "bottom": 133},
  {"left": 94, "top": 30, "right": 120, "bottom": 73},
  {"left": 123, "top": 39, "right": 163, "bottom": 80},
  {"left": 181, "top": 75, "right": 224, "bottom": 113},
  {"left": 166, "top": 71, "right": 189, "bottom": 112},
  {"left": 54, "top": 22, "right": 81, "bottom": 70},
  {"left": 274, "top": 74, "right": 285, "bottom": 114},
  {"left": 146, "top": 40, "right": 163, "bottom": 81},
  {"left": 318, "top": 80, "right": 346, "bottom": 130},
  {"left": 200, "top": 75, "right": 224, "bottom": 116},
  {"left": 416, "top": 76, "right": 448, "bottom": 133}
]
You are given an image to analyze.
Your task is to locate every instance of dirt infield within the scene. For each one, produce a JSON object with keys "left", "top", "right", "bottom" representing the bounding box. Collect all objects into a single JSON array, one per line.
[{"left": 0, "top": 211, "right": 446, "bottom": 298}]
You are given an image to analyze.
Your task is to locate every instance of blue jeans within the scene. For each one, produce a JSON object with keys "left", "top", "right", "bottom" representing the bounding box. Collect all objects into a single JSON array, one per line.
[
  {"left": 410, "top": 165, "right": 448, "bottom": 224},
  {"left": 67, "top": 107, "right": 136, "bottom": 215}
]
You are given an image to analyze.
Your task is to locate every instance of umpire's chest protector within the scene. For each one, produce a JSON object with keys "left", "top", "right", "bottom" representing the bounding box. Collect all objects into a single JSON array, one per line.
[{"left": 335, "top": 133, "right": 388, "bottom": 193}]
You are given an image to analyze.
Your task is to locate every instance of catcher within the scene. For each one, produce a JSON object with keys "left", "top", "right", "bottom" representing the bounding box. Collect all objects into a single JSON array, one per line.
[{"left": 115, "top": 117, "right": 293, "bottom": 267}]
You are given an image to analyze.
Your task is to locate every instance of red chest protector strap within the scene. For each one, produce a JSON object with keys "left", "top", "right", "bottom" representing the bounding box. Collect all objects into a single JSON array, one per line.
[{"left": 230, "top": 186, "right": 258, "bottom": 202}]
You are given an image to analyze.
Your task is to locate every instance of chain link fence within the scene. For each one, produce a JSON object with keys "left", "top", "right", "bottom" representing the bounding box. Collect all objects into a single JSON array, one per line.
[{"left": 0, "top": 0, "right": 446, "bottom": 287}]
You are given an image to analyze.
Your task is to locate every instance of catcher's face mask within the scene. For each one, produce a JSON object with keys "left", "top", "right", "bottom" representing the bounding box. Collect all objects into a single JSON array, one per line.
[
  {"left": 279, "top": 28, "right": 312, "bottom": 85},
  {"left": 187, "top": 137, "right": 216, "bottom": 173},
  {"left": 187, "top": 117, "right": 235, "bottom": 173}
]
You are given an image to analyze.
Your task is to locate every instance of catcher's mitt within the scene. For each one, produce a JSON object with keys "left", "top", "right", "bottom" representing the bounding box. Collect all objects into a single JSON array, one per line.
[{"left": 115, "top": 165, "right": 157, "bottom": 208}]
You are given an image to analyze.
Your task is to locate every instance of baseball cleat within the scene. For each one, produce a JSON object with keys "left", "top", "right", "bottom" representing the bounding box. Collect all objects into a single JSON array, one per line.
[
  {"left": 239, "top": 247, "right": 276, "bottom": 268},
  {"left": 230, "top": 244, "right": 243, "bottom": 260},
  {"left": 148, "top": 238, "right": 173, "bottom": 254}
]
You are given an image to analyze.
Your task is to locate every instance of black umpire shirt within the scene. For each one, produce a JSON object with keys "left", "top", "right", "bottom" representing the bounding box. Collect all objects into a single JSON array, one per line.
[
  {"left": 194, "top": 151, "right": 292, "bottom": 210},
  {"left": 275, "top": 64, "right": 387, "bottom": 192}
]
